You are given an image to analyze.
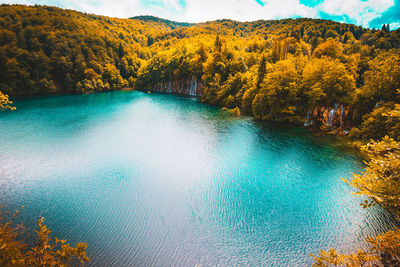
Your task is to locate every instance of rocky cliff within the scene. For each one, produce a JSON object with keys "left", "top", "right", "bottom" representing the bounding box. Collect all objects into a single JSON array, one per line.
[
  {"left": 150, "top": 78, "right": 351, "bottom": 132},
  {"left": 152, "top": 76, "right": 203, "bottom": 96},
  {"left": 304, "top": 104, "right": 352, "bottom": 132}
]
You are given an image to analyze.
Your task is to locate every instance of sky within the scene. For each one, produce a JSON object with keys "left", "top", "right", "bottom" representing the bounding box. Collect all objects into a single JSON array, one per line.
[{"left": 1, "top": 0, "right": 399, "bottom": 30}]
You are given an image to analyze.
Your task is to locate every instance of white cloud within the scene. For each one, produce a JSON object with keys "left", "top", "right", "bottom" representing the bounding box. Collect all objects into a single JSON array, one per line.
[
  {"left": 317, "top": 0, "right": 394, "bottom": 27},
  {"left": 389, "top": 22, "right": 400, "bottom": 30},
  {"left": 0, "top": 0, "right": 396, "bottom": 28},
  {"left": 0, "top": 0, "right": 140, "bottom": 18},
  {"left": 0, "top": 0, "right": 30, "bottom": 4},
  {"left": 59, "top": 0, "right": 140, "bottom": 18},
  {"left": 163, "top": 0, "right": 184, "bottom": 12},
  {"left": 0, "top": 0, "right": 316, "bottom": 20},
  {"left": 179, "top": 0, "right": 316, "bottom": 22}
]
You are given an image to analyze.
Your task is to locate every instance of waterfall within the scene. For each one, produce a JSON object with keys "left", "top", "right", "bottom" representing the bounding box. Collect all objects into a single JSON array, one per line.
[
  {"left": 167, "top": 81, "right": 172, "bottom": 93},
  {"left": 340, "top": 104, "right": 344, "bottom": 127},
  {"left": 326, "top": 109, "right": 334, "bottom": 127},
  {"left": 326, "top": 104, "right": 338, "bottom": 128},
  {"left": 375, "top": 100, "right": 383, "bottom": 107},
  {"left": 189, "top": 76, "right": 197, "bottom": 96},
  {"left": 153, "top": 77, "right": 198, "bottom": 96},
  {"left": 304, "top": 111, "right": 310, "bottom": 127}
]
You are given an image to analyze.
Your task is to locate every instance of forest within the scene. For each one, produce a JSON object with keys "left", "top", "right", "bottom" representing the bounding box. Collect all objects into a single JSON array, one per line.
[
  {"left": 0, "top": 4, "right": 399, "bottom": 140},
  {"left": 0, "top": 4, "right": 400, "bottom": 266}
]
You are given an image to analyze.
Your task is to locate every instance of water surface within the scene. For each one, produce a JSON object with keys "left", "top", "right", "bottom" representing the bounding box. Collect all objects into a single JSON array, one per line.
[{"left": 0, "top": 91, "right": 396, "bottom": 266}]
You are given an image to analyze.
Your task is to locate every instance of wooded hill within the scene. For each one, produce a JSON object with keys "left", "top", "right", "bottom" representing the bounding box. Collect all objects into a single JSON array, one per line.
[{"left": 1, "top": 4, "right": 399, "bottom": 140}]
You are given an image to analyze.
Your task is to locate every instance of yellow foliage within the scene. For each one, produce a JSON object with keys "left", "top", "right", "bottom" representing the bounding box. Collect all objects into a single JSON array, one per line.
[
  {"left": 0, "top": 207, "right": 89, "bottom": 267},
  {"left": 311, "top": 248, "right": 377, "bottom": 267},
  {"left": 313, "top": 137, "right": 400, "bottom": 266},
  {"left": 0, "top": 91, "right": 15, "bottom": 111},
  {"left": 344, "top": 136, "right": 400, "bottom": 211},
  {"left": 311, "top": 229, "right": 400, "bottom": 266},
  {"left": 228, "top": 107, "right": 241, "bottom": 117}
]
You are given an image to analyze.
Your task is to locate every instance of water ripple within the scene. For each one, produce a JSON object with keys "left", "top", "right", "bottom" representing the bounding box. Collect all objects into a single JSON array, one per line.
[{"left": 0, "top": 91, "right": 397, "bottom": 266}]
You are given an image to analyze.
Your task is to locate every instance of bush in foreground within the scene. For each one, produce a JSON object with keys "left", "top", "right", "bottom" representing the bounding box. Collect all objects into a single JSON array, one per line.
[
  {"left": 0, "top": 207, "right": 89, "bottom": 267},
  {"left": 312, "top": 137, "right": 400, "bottom": 266}
]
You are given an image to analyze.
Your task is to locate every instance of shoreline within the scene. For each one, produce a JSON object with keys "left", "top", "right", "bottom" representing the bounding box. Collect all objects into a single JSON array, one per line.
[{"left": 9, "top": 87, "right": 366, "bottom": 157}]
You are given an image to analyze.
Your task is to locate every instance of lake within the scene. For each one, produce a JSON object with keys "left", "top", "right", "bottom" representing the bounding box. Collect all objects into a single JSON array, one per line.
[{"left": 0, "top": 91, "right": 396, "bottom": 266}]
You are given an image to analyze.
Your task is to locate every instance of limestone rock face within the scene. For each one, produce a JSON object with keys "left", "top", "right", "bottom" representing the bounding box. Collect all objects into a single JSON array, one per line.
[
  {"left": 150, "top": 78, "right": 353, "bottom": 132},
  {"left": 308, "top": 105, "right": 352, "bottom": 130},
  {"left": 152, "top": 76, "right": 203, "bottom": 96}
]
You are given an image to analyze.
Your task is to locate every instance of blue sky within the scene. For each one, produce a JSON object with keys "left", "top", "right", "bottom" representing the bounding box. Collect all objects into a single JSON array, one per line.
[{"left": 1, "top": 0, "right": 399, "bottom": 29}]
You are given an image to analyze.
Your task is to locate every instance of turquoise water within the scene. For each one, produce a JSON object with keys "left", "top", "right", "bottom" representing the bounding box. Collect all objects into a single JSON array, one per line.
[{"left": 0, "top": 91, "right": 396, "bottom": 266}]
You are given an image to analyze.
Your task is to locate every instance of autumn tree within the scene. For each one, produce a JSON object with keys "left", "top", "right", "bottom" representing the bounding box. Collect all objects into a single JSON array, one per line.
[
  {"left": 344, "top": 137, "right": 400, "bottom": 212},
  {"left": 0, "top": 4, "right": 399, "bottom": 130},
  {"left": 256, "top": 55, "right": 267, "bottom": 88},
  {"left": 0, "top": 207, "right": 89, "bottom": 267},
  {"left": 312, "top": 137, "right": 400, "bottom": 266},
  {"left": 361, "top": 51, "right": 400, "bottom": 103},
  {"left": 0, "top": 91, "right": 15, "bottom": 111},
  {"left": 253, "top": 59, "right": 300, "bottom": 121},
  {"left": 302, "top": 57, "right": 356, "bottom": 108},
  {"left": 313, "top": 39, "right": 345, "bottom": 61}
]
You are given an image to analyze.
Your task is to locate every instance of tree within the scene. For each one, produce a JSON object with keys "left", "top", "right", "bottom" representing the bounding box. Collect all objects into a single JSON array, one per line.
[
  {"left": 0, "top": 207, "right": 89, "bottom": 267},
  {"left": 313, "top": 39, "right": 344, "bottom": 60},
  {"left": 382, "top": 24, "right": 390, "bottom": 33},
  {"left": 256, "top": 55, "right": 266, "bottom": 88},
  {"left": 196, "top": 43, "right": 208, "bottom": 62},
  {"left": 361, "top": 51, "right": 400, "bottom": 103},
  {"left": 253, "top": 59, "right": 300, "bottom": 121},
  {"left": 302, "top": 58, "right": 355, "bottom": 107},
  {"left": 0, "top": 4, "right": 399, "bottom": 130},
  {"left": 0, "top": 91, "right": 15, "bottom": 111},
  {"left": 355, "top": 102, "right": 400, "bottom": 140},
  {"left": 118, "top": 43, "right": 125, "bottom": 59},
  {"left": 311, "top": 248, "right": 376, "bottom": 267},
  {"left": 313, "top": 137, "right": 400, "bottom": 266},
  {"left": 1, "top": 90, "right": 88, "bottom": 266},
  {"left": 325, "top": 29, "right": 339, "bottom": 39},
  {"left": 344, "top": 136, "right": 400, "bottom": 212},
  {"left": 342, "top": 31, "right": 355, "bottom": 44},
  {"left": 214, "top": 35, "right": 223, "bottom": 53}
]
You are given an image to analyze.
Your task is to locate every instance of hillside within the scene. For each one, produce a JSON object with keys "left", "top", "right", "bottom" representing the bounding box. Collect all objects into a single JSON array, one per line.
[
  {"left": 0, "top": 4, "right": 399, "bottom": 140},
  {"left": 131, "top": 15, "right": 194, "bottom": 29}
]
